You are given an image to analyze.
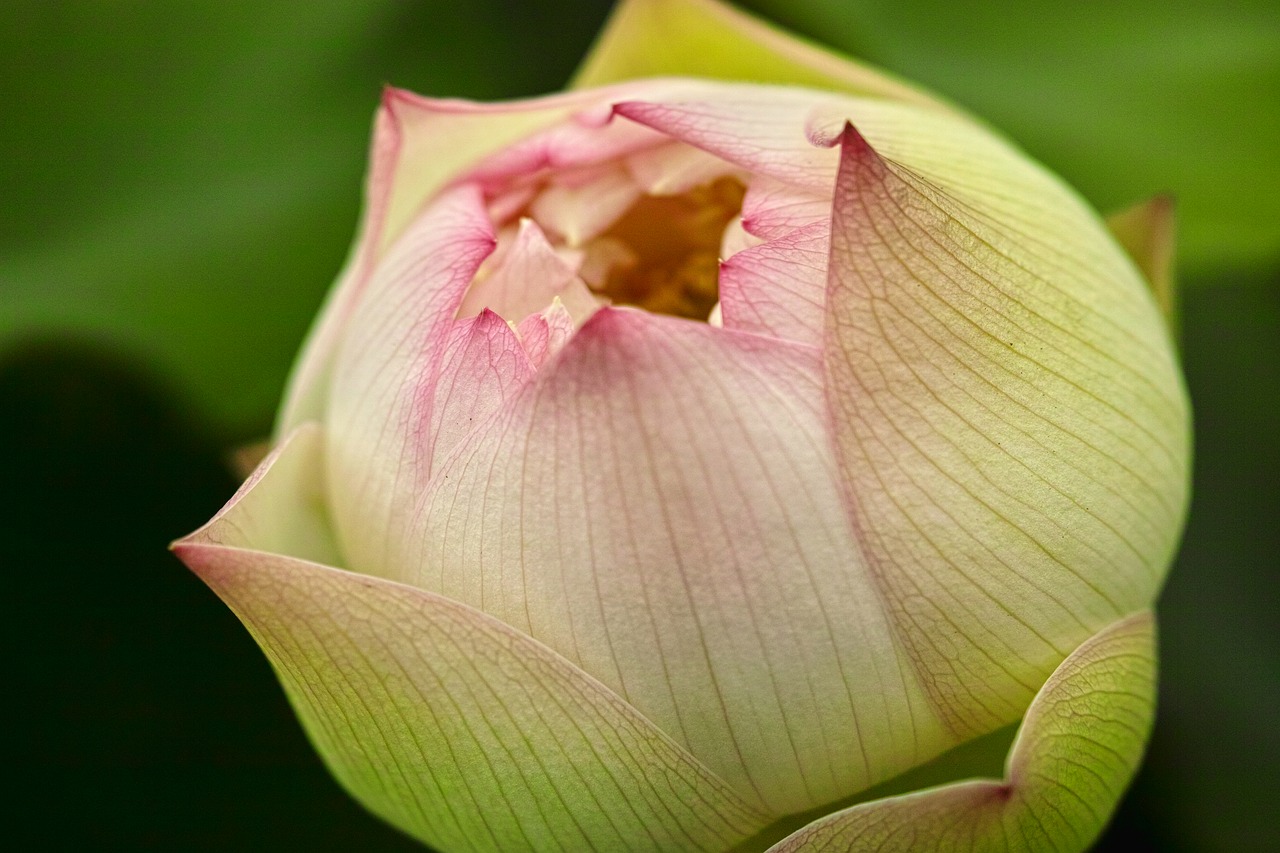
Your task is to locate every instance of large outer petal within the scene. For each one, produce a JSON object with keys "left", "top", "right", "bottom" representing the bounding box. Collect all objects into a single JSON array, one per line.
[
  {"left": 821, "top": 124, "right": 1188, "bottom": 736},
  {"left": 398, "top": 307, "right": 951, "bottom": 815},
  {"left": 767, "top": 611, "right": 1157, "bottom": 852},
  {"left": 572, "top": 0, "right": 940, "bottom": 110},
  {"left": 173, "top": 425, "right": 772, "bottom": 853}
]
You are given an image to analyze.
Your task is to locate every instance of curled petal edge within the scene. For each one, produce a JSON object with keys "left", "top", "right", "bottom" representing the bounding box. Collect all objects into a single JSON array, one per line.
[
  {"left": 765, "top": 610, "right": 1158, "bottom": 853},
  {"left": 172, "top": 424, "right": 772, "bottom": 853}
]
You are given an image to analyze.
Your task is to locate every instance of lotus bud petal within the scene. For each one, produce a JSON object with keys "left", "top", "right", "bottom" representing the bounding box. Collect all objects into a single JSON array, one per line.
[{"left": 175, "top": 1, "right": 1190, "bottom": 850}]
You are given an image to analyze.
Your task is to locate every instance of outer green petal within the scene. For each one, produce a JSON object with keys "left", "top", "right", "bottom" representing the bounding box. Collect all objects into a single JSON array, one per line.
[
  {"left": 1106, "top": 197, "right": 1178, "bottom": 337},
  {"left": 173, "top": 425, "right": 772, "bottom": 852},
  {"left": 571, "top": 0, "right": 940, "bottom": 109},
  {"left": 819, "top": 121, "right": 1188, "bottom": 737},
  {"left": 766, "top": 611, "right": 1157, "bottom": 853}
]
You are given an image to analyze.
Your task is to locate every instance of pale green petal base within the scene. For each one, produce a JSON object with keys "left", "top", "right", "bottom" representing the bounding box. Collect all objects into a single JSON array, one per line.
[
  {"left": 572, "top": 0, "right": 941, "bottom": 109},
  {"left": 175, "top": 425, "right": 772, "bottom": 853},
  {"left": 765, "top": 611, "right": 1157, "bottom": 852}
]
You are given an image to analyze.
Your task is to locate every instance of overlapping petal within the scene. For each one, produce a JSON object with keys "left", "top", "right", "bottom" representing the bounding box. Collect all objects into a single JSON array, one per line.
[
  {"left": 1106, "top": 196, "right": 1178, "bottom": 333},
  {"left": 323, "top": 185, "right": 498, "bottom": 578},
  {"left": 820, "top": 123, "right": 1188, "bottom": 736},
  {"left": 767, "top": 611, "right": 1157, "bottom": 852},
  {"left": 174, "top": 425, "right": 772, "bottom": 853},
  {"left": 718, "top": 220, "right": 828, "bottom": 344},
  {"left": 276, "top": 84, "right": 644, "bottom": 436},
  {"left": 196, "top": 3, "right": 1189, "bottom": 847},
  {"left": 396, "top": 307, "right": 952, "bottom": 815}
]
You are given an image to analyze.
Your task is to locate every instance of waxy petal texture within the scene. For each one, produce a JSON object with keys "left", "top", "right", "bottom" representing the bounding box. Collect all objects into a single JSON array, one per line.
[
  {"left": 426, "top": 310, "right": 533, "bottom": 472},
  {"left": 457, "top": 218, "right": 580, "bottom": 321},
  {"left": 175, "top": 426, "right": 773, "bottom": 853},
  {"left": 573, "top": 0, "right": 939, "bottom": 109},
  {"left": 399, "top": 307, "right": 951, "bottom": 815},
  {"left": 718, "top": 220, "right": 829, "bottom": 344},
  {"left": 324, "top": 186, "right": 498, "bottom": 578},
  {"left": 766, "top": 611, "right": 1157, "bottom": 852},
  {"left": 187, "top": 3, "right": 1190, "bottom": 844},
  {"left": 822, "top": 124, "right": 1188, "bottom": 736}
]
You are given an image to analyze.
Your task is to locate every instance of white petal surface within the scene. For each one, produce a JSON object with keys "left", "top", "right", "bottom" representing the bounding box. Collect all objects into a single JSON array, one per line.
[
  {"left": 400, "top": 307, "right": 950, "bottom": 815},
  {"left": 530, "top": 166, "right": 642, "bottom": 246},
  {"left": 626, "top": 141, "right": 741, "bottom": 195},
  {"left": 175, "top": 425, "right": 772, "bottom": 853},
  {"left": 616, "top": 88, "right": 836, "bottom": 191},
  {"left": 821, "top": 125, "right": 1188, "bottom": 736}
]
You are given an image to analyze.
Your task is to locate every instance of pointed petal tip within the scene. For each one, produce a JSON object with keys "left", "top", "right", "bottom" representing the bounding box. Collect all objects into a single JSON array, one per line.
[
  {"left": 1106, "top": 194, "right": 1180, "bottom": 334},
  {"left": 808, "top": 118, "right": 856, "bottom": 149},
  {"left": 765, "top": 611, "right": 1157, "bottom": 852}
]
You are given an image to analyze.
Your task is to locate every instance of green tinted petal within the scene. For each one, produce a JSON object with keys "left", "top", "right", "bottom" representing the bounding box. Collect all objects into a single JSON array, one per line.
[
  {"left": 767, "top": 611, "right": 1157, "bottom": 852},
  {"left": 1107, "top": 197, "right": 1179, "bottom": 337},
  {"left": 173, "top": 425, "right": 771, "bottom": 852},
  {"left": 821, "top": 121, "right": 1187, "bottom": 735},
  {"left": 572, "top": 0, "right": 940, "bottom": 108}
]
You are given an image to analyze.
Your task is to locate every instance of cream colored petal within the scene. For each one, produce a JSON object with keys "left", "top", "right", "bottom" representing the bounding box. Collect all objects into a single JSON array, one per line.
[
  {"left": 325, "top": 185, "right": 497, "bottom": 578},
  {"left": 173, "top": 425, "right": 772, "bottom": 853},
  {"left": 821, "top": 123, "right": 1188, "bottom": 737},
  {"left": 458, "top": 218, "right": 578, "bottom": 321},
  {"left": 403, "top": 307, "right": 951, "bottom": 815},
  {"left": 767, "top": 612, "right": 1157, "bottom": 853},
  {"left": 572, "top": 0, "right": 943, "bottom": 110},
  {"left": 626, "top": 141, "right": 742, "bottom": 196},
  {"left": 530, "top": 167, "right": 642, "bottom": 246}
]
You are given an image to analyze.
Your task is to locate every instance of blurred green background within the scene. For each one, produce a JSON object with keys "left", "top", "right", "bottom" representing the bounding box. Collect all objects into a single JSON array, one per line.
[{"left": 3, "top": 1, "right": 1276, "bottom": 849}]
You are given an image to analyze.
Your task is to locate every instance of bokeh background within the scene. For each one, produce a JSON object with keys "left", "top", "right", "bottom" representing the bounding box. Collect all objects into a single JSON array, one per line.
[{"left": 4, "top": 1, "right": 1276, "bottom": 849}]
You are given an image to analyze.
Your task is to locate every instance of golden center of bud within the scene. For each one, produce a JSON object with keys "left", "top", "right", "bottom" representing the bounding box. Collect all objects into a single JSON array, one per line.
[{"left": 588, "top": 177, "right": 745, "bottom": 321}]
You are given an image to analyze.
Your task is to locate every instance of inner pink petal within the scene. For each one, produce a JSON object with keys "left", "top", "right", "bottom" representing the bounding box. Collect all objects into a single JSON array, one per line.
[
  {"left": 461, "top": 108, "right": 668, "bottom": 190},
  {"left": 516, "top": 300, "right": 578, "bottom": 369},
  {"left": 741, "top": 176, "right": 831, "bottom": 239},
  {"left": 719, "top": 219, "right": 830, "bottom": 344},
  {"left": 457, "top": 218, "right": 580, "bottom": 322},
  {"left": 427, "top": 309, "right": 533, "bottom": 469}
]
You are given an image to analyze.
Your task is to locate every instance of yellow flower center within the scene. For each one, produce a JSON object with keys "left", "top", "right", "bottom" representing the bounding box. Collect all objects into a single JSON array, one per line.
[{"left": 588, "top": 176, "right": 745, "bottom": 321}]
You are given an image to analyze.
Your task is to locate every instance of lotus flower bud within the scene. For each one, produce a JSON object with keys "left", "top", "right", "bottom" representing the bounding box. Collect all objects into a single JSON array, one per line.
[{"left": 174, "top": 0, "right": 1189, "bottom": 849}]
